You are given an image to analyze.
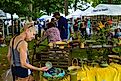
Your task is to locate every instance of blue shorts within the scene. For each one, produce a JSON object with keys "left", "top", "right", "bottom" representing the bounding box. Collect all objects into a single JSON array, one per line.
[{"left": 11, "top": 66, "right": 30, "bottom": 78}]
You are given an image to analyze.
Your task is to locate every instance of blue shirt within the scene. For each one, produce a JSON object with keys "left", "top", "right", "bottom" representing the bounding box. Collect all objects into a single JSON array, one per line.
[
  {"left": 57, "top": 16, "right": 68, "bottom": 40},
  {"left": 87, "top": 20, "right": 91, "bottom": 28}
]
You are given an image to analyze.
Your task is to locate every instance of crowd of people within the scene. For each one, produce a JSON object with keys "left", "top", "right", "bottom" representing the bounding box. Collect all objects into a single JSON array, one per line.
[
  {"left": 0, "top": 11, "right": 119, "bottom": 81},
  {"left": 1, "top": 12, "right": 121, "bottom": 47}
]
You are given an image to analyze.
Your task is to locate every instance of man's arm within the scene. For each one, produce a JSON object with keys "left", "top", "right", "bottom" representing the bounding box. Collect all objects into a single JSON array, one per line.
[
  {"left": 19, "top": 41, "right": 48, "bottom": 71},
  {"left": 36, "top": 35, "right": 47, "bottom": 46}
]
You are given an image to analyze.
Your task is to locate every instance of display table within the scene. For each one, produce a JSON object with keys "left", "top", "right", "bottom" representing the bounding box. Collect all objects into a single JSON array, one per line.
[
  {"left": 40, "top": 63, "right": 121, "bottom": 81},
  {"left": 77, "top": 63, "right": 121, "bottom": 81}
]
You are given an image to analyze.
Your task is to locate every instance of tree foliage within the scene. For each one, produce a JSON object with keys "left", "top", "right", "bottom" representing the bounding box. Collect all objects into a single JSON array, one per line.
[
  {"left": 0, "top": 0, "right": 73, "bottom": 18},
  {"left": 0, "top": 0, "right": 121, "bottom": 18}
]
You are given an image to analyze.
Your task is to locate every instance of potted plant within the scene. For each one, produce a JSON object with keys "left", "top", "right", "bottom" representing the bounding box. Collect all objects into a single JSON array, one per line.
[{"left": 77, "top": 32, "right": 85, "bottom": 48}]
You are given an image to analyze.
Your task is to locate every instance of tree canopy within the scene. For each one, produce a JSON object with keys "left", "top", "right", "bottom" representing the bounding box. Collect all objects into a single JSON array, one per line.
[{"left": 0, "top": 0, "right": 121, "bottom": 19}]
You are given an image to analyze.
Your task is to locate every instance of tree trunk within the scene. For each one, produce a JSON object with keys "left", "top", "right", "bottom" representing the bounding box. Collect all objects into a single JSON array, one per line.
[
  {"left": 28, "top": 3, "right": 33, "bottom": 22},
  {"left": 11, "top": 14, "right": 14, "bottom": 37},
  {"left": 64, "top": 0, "right": 68, "bottom": 16}
]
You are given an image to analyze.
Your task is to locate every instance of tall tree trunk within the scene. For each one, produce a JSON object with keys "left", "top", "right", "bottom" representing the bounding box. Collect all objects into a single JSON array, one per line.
[
  {"left": 64, "top": 0, "right": 68, "bottom": 16},
  {"left": 11, "top": 14, "right": 14, "bottom": 36},
  {"left": 28, "top": 3, "right": 32, "bottom": 22}
]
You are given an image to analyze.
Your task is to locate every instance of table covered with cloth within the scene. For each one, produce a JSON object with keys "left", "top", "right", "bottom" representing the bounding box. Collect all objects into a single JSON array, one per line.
[
  {"left": 77, "top": 63, "right": 121, "bottom": 81},
  {"left": 40, "top": 63, "right": 121, "bottom": 81}
]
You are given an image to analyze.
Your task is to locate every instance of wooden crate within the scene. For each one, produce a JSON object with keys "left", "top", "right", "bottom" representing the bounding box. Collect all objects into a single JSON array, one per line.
[{"left": 36, "top": 48, "right": 72, "bottom": 69}]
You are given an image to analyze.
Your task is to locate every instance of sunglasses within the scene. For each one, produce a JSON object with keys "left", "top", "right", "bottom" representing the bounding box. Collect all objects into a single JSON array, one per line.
[{"left": 28, "top": 24, "right": 34, "bottom": 28}]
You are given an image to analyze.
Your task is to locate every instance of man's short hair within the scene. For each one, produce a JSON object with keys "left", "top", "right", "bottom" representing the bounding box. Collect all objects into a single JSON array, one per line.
[
  {"left": 22, "top": 22, "right": 36, "bottom": 34},
  {"left": 53, "top": 12, "right": 60, "bottom": 17},
  {"left": 24, "top": 22, "right": 34, "bottom": 30}
]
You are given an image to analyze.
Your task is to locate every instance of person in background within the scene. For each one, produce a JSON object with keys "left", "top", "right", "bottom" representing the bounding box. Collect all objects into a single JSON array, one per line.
[
  {"left": 80, "top": 17, "right": 86, "bottom": 38},
  {"left": 0, "top": 32, "right": 4, "bottom": 46},
  {"left": 38, "top": 20, "right": 44, "bottom": 37},
  {"left": 86, "top": 18, "right": 91, "bottom": 37},
  {"left": 67, "top": 19, "right": 73, "bottom": 40},
  {"left": 38, "top": 22, "right": 62, "bottom": 43},
  {"left": 51, "top": 18, "right": 57, "bottom": 27},
  {"left": 7, "top": 23, "right": 48, "bottom": 81},
  {"left": 73, "top": 19, "right": 79, "bottom": 39},
  {"left": 114, "top": 28, "right": 121, "bottom": 45},
  {"left": 44, "top": 20, "right": 49, "bottom": 30},
  {"left": 114, "top": 28, "right": 121, "bottom": 38},
  {"left": 53, "top": 12, "right": 68, "bottom": 41},
  {"left": 34, "top": 21, "right": 39, "bottom": 35},
  {"left": 21, "top": 19, "right": 25, "bottom": 27}
]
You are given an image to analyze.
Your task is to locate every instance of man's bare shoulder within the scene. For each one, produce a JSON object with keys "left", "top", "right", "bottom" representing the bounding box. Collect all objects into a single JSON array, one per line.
[{"left": 19, "top": 40, "right": 27, "bottom": 47}]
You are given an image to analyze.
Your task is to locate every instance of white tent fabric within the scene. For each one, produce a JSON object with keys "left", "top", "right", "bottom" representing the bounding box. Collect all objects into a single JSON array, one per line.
[
  {"left": 71, "top": 10, "right": 83, "bottom": 16},
  {"left": 0, "top": 10, "right": 5, "bottom": 17},
  {"left": 6, "top": 13, "right": 11, "bottom": 19},
  {"left": 66, "top": 6, "right": 94, "bottom": 18},
  {"left": 81, "top": 6, "right": 94, "bottom": 16},
  {"left": 39, "top": 15, "right": 53, "bottom": 21},
  {"left": 6, "top": 13, "right": 19, "bottom": 19},
  {"left": 13, "top": 13, "right": 19, "bottom": 19},
  {"left": 88, "top": 4, "right": 121, "bottom": 16},
  {"left": 60, "top": 13, "right": 65, "bottom": 17},
  {"left": 66, "top": 14, "right": 73, "bottom": 19},
  {"left": 0, "top": 10, "right": 6, "bottom": 19},
  {"left": 66, "top": 9, "right": 82, "bottom": 18}
]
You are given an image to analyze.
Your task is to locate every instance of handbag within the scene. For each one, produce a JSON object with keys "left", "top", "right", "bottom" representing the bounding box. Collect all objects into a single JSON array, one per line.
[{"left": 68, "top": 58, "right": 80, "bottom": 75}]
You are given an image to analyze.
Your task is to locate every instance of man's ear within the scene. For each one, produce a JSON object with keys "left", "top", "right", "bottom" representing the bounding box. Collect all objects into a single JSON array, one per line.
[{"left": 25, "top": 29, "right": 30, "bottom": 34}]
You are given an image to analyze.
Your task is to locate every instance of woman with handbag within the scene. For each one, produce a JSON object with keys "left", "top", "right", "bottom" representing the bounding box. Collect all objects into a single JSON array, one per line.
[{"left": 7, "top": 22, "right": 48, "bottom": 81}]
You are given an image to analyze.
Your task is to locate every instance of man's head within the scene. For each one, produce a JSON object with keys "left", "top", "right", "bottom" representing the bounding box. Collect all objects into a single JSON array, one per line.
[
  {"left": 23, "top": 22, "right": 36, "bottom": 41},
  {"left": 53, "top": 12, "right": 60, "bottom": 19},
  {"left": 47, "top": 22, "right": 55, "bottom": 28}
]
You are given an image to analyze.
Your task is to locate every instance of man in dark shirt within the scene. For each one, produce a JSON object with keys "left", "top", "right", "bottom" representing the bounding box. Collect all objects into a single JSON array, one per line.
[{"left": 53, "top": 12, "right": 68, "bottom": 41}]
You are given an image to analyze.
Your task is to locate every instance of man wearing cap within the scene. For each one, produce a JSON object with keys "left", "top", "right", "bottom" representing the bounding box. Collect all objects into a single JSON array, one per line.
[{"left": 53, "top": 12, "right": 68, "bottom": 41}]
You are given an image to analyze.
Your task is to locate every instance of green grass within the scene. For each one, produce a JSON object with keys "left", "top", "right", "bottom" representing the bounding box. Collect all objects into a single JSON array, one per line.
[{"left": 0, "top": 46, "right": 9, "bottom": 80}]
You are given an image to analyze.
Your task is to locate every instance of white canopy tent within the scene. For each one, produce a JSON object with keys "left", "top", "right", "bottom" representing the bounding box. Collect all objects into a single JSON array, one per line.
[
  {"left": 71, "top": 10, "right": 83, "bottom": 16},
  {"left": 6, "top": 13, "right": 19, "bottom": 19},
  {"left": 60, "top": 13, "right": 65, "bottom": 17},
  {"left": 0, "top": 10, "right": 5, "bottom": 17},
  {"left": 87, "top": 4, "right": 121, "bottom": 16},
  {"left": 81, "top": 6, "right": 94, "bottom": 16},
  {"left": 0, "top": 10, "right": 6, "bottom": 19},
  {"left": 39, "top": 15, "right": 53, "bottom": 21},
  {"left": 6, "top": 13, "right": 11, "bottom": 19},
  {"left": 66, "top": 14, "right": 73, "bottom": 19},
  {"left": 66, "top": 9, "right": 83, "bottom": 19},
  {"left": 66, "top": 6, "right": 94, "bottom": 18},
  {"left": 13, "top": 13, "right": 19, "bottom": 19}
]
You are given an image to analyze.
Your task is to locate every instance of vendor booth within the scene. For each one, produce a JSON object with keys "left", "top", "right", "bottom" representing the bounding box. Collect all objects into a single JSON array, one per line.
[{"left": 88, "top": 4, "right": 121, "bottom": 16}]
